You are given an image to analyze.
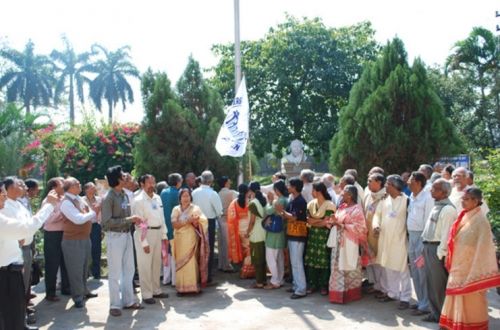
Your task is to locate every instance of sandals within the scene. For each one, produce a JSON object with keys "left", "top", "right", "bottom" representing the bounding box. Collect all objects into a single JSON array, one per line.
[
  {"left": 263, "top": 284, "right": 280, "bottom": 290},
  {"left": 250, "top": 283, "right": 264, "bottom": 289},
  {"left": 378, "top": 295, "right": 395, "bottom": 303}
]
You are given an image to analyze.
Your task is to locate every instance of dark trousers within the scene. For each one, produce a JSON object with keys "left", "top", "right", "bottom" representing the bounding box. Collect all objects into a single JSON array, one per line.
[
  {"left": 423, "top": 243, "right": 448, "bottom": 320},
  {"left": 0, "top": 267, "right": 26, "bottom": 330},
  {"left": 44, "top": 231, "right": 70, "bottom": 297},
  {"left": 21, "top": 245, "right": 32, "bottom": 297},
  {"left": 208, "top": 218, "right": 216, "bottom": 281},
  {"left": 90, "top": 223, "right": 102, "bottom": 278},
  {"left": 250, "top": 241, "right": 266, "bottom": 284}
]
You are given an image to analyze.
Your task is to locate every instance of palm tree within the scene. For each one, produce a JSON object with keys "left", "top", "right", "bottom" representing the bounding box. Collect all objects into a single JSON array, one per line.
[
  {"left": 88, "top": 44, "right": 140, "bottom": 123},
  {"left": 446, "top": 27, "right": 500, "bottom": 147},
  {"left": 51, "top": 37, "right": 92, "bottom": 125},
  {"left": 0, "top": 40, "right": 54, "bottom": 114}
]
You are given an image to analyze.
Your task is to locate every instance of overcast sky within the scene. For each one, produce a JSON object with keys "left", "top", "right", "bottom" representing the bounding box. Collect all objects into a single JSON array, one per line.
[{"left": 1, "top": 0, "right": 498, "bottom": 124}]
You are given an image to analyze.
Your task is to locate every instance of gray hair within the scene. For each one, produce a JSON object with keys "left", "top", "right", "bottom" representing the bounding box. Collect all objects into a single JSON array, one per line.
[
  {"left": 433, "top": 178, "right": 451, "bottom": 197},
  {"left": 156, "top": 181, "right": 168, "bottom": 194},
  {"left": 300, "top": 169, "right": 315, "bottom": 183},
  {"left": 63, "top": 177, "right": 79, "bottom": 192},
  {"left": 201, "top": 170, "right": 214, "bottom": 185},
  {"left": 344, "top": 169, "right": 358, "bottom": 180},
  {"left": 321, "top": 173, "right": 335, "bottom": 188},
  {"left": 430, "top": 172, "right": 442, "bottom": 184},
  {"left": 386, "top": 174, "right": 404, "bottom": 192},
  {"left": 418, "top": 164, "right": 433, "bottom": 179}
]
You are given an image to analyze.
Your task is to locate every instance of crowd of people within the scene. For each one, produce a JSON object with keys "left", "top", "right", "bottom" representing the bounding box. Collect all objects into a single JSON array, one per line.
[{"left": 0, "top": 163, "right": 499, "bottom": 330}]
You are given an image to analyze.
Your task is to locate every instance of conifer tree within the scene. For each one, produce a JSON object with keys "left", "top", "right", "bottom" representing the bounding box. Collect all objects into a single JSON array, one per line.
[{"left": 330, "top": 38, "right": 463, "bottom": 179}]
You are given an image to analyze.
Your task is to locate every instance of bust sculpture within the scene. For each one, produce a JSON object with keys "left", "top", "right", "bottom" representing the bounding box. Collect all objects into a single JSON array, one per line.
[{"left": 281, "top": 139, "right": 311, "bottom": 175}]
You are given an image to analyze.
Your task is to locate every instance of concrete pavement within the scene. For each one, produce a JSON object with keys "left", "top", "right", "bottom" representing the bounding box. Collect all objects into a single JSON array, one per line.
[{"left": 31, "top": 272, "right": 500, "bottom": 330}]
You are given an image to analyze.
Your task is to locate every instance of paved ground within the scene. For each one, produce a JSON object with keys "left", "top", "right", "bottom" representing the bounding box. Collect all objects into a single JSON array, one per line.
[{"left": 31, "top": 272, "right": 500, "bottom": 330}]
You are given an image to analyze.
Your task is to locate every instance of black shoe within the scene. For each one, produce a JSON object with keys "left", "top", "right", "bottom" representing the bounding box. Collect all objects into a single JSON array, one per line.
[
  {"left": 143, "top": 298, "right": 156, "bottom": 304},
  {"left": 290, "top": 293, "right": 306, "bottom": 299},
  {"left": 24, "top": 326, "right": 38, "bottom": 330},
  {"left": 153, "top": 293, "right": 169, "bottom": 299},
  {"left": 26, "top": 313, "right": 36, "bottom": 324},
  {"left": 85, "top": 292, "right": 98, "bottom": 299},
  {"left": 74, "top": 301, "right": 85, "bottom": 308},
  {"left": 422, "top": 315, "right": 438, "bottom": 323}
]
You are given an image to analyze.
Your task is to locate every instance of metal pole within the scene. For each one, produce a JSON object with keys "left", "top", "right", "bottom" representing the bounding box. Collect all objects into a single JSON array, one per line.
[
  {"left": 234, "top": 0, "right": 245, "bottom": 184},
  {"left": 234, "top": 0, "right": 242, "bottom": 91}
]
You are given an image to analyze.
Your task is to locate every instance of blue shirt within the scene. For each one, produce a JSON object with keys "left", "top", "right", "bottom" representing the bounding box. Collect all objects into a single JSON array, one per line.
[{"left": 160, "top": 187, "right": 179, "bottom": 240}]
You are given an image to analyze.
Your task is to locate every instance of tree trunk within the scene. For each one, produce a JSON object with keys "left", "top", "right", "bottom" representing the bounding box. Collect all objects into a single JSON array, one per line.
[
  {"left": 69, "top": 76, "right": 75, "bottom": 125},
  {"left": 108, "top": 99, "right": 113, "bottom": 123}
]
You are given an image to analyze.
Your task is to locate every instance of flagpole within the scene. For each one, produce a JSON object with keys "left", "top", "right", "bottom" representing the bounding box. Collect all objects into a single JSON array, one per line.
[{"left": 234, "top": 0, "right": 245, "bottom": 184}]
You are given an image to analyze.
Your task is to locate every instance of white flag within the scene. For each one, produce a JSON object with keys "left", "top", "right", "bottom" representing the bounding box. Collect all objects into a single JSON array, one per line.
[{"left": 215, "top": 77, "right": 249, "bottom": 157}]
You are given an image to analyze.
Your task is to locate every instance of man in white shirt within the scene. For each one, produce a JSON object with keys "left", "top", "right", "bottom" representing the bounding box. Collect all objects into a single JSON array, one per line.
[
  {"left": 421, "top": 179, "right": 457, "bottom": 323},
  {"left": 373, "top": 175, "right": 412, "bottom": 310},
  {"left": 407, "top": 171, "right": 434, "bottom": 315},
  {"left": 1, "top": 177, "right": 35, "bottom": 309},
  {"left": 321, "top": 173, "right": 337, "bottom": 204},
  {"left": 449, "top": 167, "right": 490, "bottom": 215},
  {"left": 192, "top": 170, "right": 223, "bottom": 283},
  {"left": 418, "top": 164, "right": 433, "bottom": 192},
  {"left": 133, "top": 174, "right": 169, "bottom": 305},
  {"left": 0, "top": 181, "right": 57, "bottom": 330},
  {"left": 60, "top": 177, "right": 97, "bottom": 308},
  {"left": 300, "top": 169, "right": 315, "bottom": 203}
]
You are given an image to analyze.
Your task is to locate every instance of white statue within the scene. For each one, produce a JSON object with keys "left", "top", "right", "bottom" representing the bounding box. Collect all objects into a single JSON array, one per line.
[{"left": 281, "top": 139, "right": 310, "bottom": 172}]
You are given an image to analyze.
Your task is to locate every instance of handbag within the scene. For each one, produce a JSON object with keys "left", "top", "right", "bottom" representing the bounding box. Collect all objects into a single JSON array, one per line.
[
  {"left": 262, "top": 214, "right": 283, "bottom": 233},
  {"left": 287, "top": 220, "right": 308, "bottom": 237}
]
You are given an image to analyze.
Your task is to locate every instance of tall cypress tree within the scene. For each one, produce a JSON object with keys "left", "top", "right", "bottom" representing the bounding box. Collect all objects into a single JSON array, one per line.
[{"left": 330, "top": 38, "right": 463, "bottom": 179}]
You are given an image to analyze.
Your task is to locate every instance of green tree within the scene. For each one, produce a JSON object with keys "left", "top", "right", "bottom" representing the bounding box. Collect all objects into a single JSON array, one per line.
[
  {"left": 446, "top": 27, "right": 500, "bottom": 148},
  {"left": 211, "top": 17, "right": 378, "bottom": 159},
  {"left": 134, "top": 69, "right": 203, "bottom": 178},
  {"left": 0, "top": 103, "right": 44, "bottom": 177},
  {"left": 176, "top": 55, "right": 224, "bottom": 124},
  {"left": 0, "top": 41, "right": 54, "bottom": 114},
  {"left": 134, "top": 67, "right": 238, "bottom": 181},
  {"left": 330, "top": 38, "right": 463, "bottom": 179},
  {"left": 51, "top": 37, "right": 92, "bottom": 125},
  {"left": 88, "top": 44, "right": 140, "bottom": 123}
]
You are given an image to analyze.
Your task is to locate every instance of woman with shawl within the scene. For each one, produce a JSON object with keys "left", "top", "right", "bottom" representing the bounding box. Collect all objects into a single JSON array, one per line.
[
  {"left": 328, "top": 185, "right": 368, "bottom": 303},
  {"left": 439, "top": 187, "right": 500, "bottom": 329},
  {"left": 171, "top": 188, "right": 209, "bottom": 296}
]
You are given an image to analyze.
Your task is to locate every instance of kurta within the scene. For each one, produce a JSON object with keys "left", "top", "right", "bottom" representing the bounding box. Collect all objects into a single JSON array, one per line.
[
  {"left": 363, "top": 188, "right": 386, "bottom": 259},
  {"left": 372, "top": 194, "right": 408, "bottom": 272},
  {"left": 171, "top": 204, "right": 209, "bottom": 293}
]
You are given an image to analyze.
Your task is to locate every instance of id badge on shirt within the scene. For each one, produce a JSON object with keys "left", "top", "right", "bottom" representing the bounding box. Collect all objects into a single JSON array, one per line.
[
  {"left": 389, "top": 211, "right": 397, "bottom": 218},
  {"left": 121, "top": 200, "right": 128, "bottom": 210},
  {"left": 152, "top": 201, "right": 158, "bottom": 210}
]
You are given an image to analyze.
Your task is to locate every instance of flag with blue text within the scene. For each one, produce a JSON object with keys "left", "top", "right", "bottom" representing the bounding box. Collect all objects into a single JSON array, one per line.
[{"left": 215, "top": 77, "right": 249, "bottom": 157}]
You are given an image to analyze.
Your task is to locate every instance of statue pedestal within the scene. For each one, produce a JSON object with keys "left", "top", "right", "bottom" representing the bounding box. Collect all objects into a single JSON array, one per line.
[{"left": 282, "top": 162, "right": 312, "bottom": 178}]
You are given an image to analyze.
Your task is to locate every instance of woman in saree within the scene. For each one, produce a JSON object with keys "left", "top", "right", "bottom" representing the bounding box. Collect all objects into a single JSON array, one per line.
[
  {"left": 171, "top": 188, "right": 209, "bottom": 296},
  {"left": 263, "top": 180, "right": 289, "bottom": 289},
  {"left": 328, "top": 185, "right": 368, "bottom": 304},
  {"left": 305, "top": 182, "right": 336, "bottom": 295},
  {"left": 245, "top": 181, "right": 268, "bottom": 288},
  {"left": 227, "top": 184, "right": 255, "bottom": 279},
  {"left": 439, "top": 187, "right": 500, "bottom": 330}
]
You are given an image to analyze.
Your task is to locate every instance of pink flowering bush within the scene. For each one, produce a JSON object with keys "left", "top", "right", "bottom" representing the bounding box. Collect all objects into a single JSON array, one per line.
[{"left": 21, "top": 122, "right": 140, "bottom": 184}]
